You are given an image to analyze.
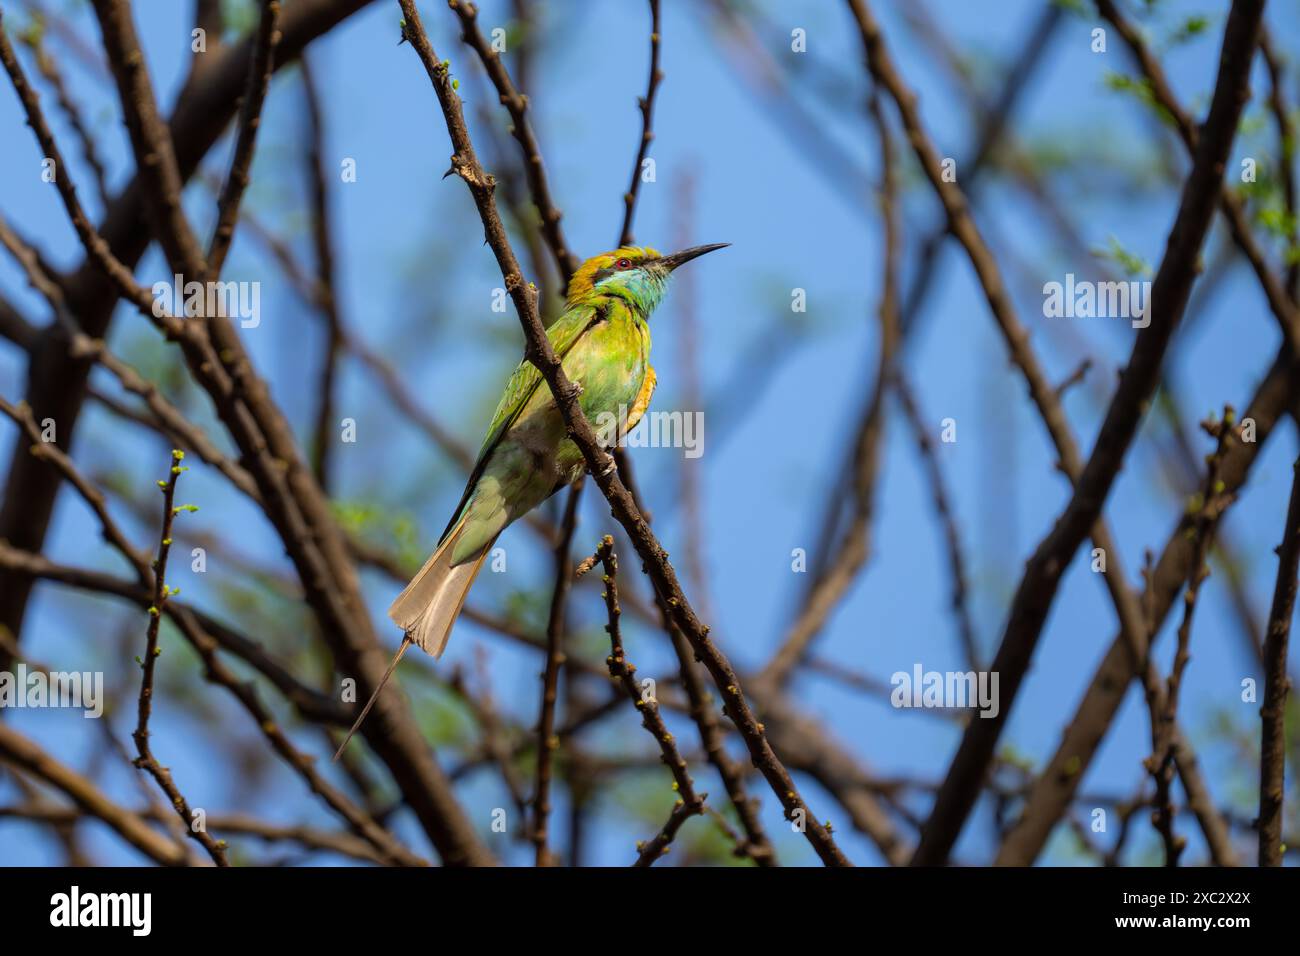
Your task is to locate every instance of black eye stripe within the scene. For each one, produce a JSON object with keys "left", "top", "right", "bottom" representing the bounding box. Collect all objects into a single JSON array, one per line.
[{"left": 591, "top": 255, "right": 661, "bottom": 285}]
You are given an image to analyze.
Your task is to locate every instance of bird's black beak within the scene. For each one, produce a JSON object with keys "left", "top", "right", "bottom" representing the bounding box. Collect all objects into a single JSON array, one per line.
[{"left": 657, "top": 242, "right": 730, "bottom": 272}]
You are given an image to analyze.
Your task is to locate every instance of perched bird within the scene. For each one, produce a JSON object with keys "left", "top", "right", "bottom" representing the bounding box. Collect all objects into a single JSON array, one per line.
[{"left": 336, "top": 243, "right": 727, "bottom": 755}]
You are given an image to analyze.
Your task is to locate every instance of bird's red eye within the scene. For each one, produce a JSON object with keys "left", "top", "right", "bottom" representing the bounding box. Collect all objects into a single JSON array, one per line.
[{"left": 616, "top": 257, "right": 632, "bottom": 269}]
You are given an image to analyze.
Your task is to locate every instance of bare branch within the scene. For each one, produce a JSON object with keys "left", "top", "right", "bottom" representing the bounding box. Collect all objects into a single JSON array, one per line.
[
  {"left": 0, "top": 724, "right": 190, "bottom": 866},
  {"left": 446, "top": 0, "right": 578, "bottom": 279},
  {"left": 205, "top": 0, "right": 282, "bottom": 279},
  {"left": 578, "top": 536, "right": 707, "bottom": 865},
  {"left": 89, "top": 0, "right": 208, "bottom": 278},
  {"left": 759, "top": 90, "right": 899, "bottom": 688},
  {"left": 618, "top": 0, "right": 662, "bottom": 247},
  {"left": 530, "top": 482, "right": 582, "bottom": 866},
  {"left": 1260, "top": 454, "right": 1300, "bottom": 865}
]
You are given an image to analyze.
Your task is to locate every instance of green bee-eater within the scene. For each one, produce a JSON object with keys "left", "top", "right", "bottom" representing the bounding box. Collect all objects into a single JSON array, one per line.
[
  {"left": 332, "top": 242, "right": 727, "bottom": 757},
  {"left": 389, "top": 242, "right": 727, "bottom": 657}
]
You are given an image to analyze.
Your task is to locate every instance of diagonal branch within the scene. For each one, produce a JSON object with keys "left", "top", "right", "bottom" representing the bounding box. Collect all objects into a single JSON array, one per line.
[
  {"left": 892, "top": 371, "right": 979, "bottom": 670},
  {"left": 530, "top": 482, "right": 582, "bottom": 866},
  {"left": 0, "top": 723, "right": 190, "bottom": 866},
  {"left": 578, "top": 536, "right": 707, "bottom": 865},
  {"left": 0, "top": 212, "right": 262, "bottom": 504},
  {"left": 89, "top": 0, "right": 208, "bottom": 278},
  {"left": 758, "top": 89, "right": 899, "bottom": 688},
  {"left": 397, "top": 0, "right": 850, "bottom": 866},
  {"left": 1146, "top": 411, "right": 1235, "bottom": 865},
  {"left": 206, "top": 0, "right": 282, "bottom": 279},
  {"left": 0, "top": 541, "right": 349, "bottom": 728},
  {"left": 447, "top": 0, "right": 578, "bottom": 279},
  {"left": 17, "top": 18, "right": 111, "bottom": 206},
  {"left": 1259, "top": 454, "right": 1300, "bottom": 866},
  {"left": 300, "top": 53, "right": 345, "bottom": 490},
  {"left": 617, "top": 0, "right": 662, "bottom": 247},
  {"left": 1095, "top": 0, "right": 1300, "bottom": 355}
]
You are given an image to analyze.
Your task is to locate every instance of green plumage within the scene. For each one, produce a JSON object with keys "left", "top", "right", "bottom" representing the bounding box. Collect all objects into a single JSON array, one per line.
[
  {"left": 388, "top": 242, "right": 726, "bottom": 658},
  {"left": 444, "top": 296, "right": 651, "bottom": 564}
]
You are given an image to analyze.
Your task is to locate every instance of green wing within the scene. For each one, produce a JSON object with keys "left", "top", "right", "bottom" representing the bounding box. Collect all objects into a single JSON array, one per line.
[
  {"left": 438, "top": 302, "right": 604, "bottom": 542},
  {"left": 475, "top": 303, "right": 602, "bottom": 461}
]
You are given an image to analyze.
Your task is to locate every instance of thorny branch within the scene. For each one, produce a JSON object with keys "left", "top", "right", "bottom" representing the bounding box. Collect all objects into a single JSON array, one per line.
[
  {"left": 1259, "top": 454, "right": 1300, "bottom": 866},
  {"left": 578, "top": 536, "right": 707, "bottom": 865},
  {"left": 617, "top": 0, "right": 662, "bottom": 248}
]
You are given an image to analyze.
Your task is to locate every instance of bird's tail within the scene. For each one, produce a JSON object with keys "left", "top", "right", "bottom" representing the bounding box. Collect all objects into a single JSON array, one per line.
[
  {"left": 387, "top": 517, "right": 492, "bottom": 658},
  {"left": 333, "top": 520, "right": 493, "bottom": 761}
]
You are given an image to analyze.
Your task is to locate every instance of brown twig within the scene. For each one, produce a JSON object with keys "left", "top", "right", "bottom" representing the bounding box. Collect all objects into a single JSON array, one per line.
[
  {"left": 659, "top": 612, "right": 776, "bottom": 864},
  {"left": 1259, "top": 453, "right": 1300, "bottom": 866},
  {"left": 450, "top": 653, "right": 530, "bottom": 831},
  {"left": 579, "top": 536, "right": 707, "bottom": 865},
  {"left": 618, "top": 0, "right": 662, "bottom": 247},
  {"left": 446, "top": 0, "right": 578, "bottom": 279},
  {"left": 759, "top": 691, "right": 909, "bottom": 864},
  {"left": 0, "top": 396, "right": 151, "bottom": 585},
  {"left": 530, "top": 481, "right": 582, "bottom": 866},
  {"left": 164, "top": 811, "right": 387, "bottom": 865},
  {"left": 16, "top": 17, "right": 110, "bottom": 205},
  {"left": 1147, "top": 408, "right": 1235, "bottom": 865},
  {"left": 89, "top": 0, "right": 208, "bottom": 279},
  {"left": 1053, "top": 359, "right": 1093, "bottom": 401},
  {"left": 300, "top": 53, "right": 345, "bottom": 490},
  {"left": 892, "top": 372, "right": 979, "bottom": 671},
  {"left": 129, "top": 449, "right": 229, "bottom": 866},
  {"left": 0, "top": 213, "right": 263, "bottom": 506},
  {"left": 1095, "top": 0, "right": 1300, "bottom": 357},
  {"left": 16, "top": 0, "right": 111, "bottom": 79},
  {"left": 206, "top": 0, "right": 281, "bottom": 279},
  {"left": 164, "top": 600, "right": 428, "bottom": 866},
  {"left": 1259, "top": 27, "right": 1298, "bottom": 299},
  {"left": 759, "top": 89, "right": 899, "bottom": 688},
  {"left": 0, "top": 724, "right": 189, "bottom": 866},
  {"left": 634, "top": 802, "right": 697, "bottom": 867},
  {"left": 0, "top": 11, "right": 173, "bottom": 310},
  {"left": 0, "top": 542, "right": 350, "bottom": 730},
  {"left": 0, "top": 801, "right": 397, "bottom": 865}
]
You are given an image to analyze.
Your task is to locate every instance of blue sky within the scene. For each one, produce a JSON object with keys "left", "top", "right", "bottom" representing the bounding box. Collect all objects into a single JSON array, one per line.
[{"left": 1, "top": 0, "right": 1296, "bottom": 866}]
